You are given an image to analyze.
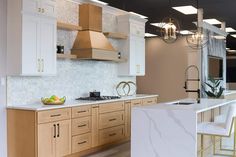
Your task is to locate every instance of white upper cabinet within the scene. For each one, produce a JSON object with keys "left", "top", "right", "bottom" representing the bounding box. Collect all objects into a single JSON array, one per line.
[
  {"left": 117, "top": 14, "right": 147, "bottom": 76},
  {"left": 22, "top": 0, "right": 56, "bottom": 18},
  {"left": 7, "top": 0, "right": 56, "bottom": 76},
  {"left": 40, "top": 18, "right": 57, "bottom": 75}
]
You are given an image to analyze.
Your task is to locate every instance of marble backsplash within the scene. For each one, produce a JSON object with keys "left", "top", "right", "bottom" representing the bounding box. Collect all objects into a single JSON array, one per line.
[
  {"left": 7, "top": 60, "right": 135, "bottom": 105},
  {"left": 7, "top": 0, "right": 135, "bottom": 106}
]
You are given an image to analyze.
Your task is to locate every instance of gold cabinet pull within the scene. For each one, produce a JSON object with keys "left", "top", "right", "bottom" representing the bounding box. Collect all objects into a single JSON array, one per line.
[
  {"left": 136, "top": 64, "right": 140, "bottom": 74},
  {"left": 41, "top": 59, "right": 44, "bottom": 72},
  {"left": 37, "top": 59, "right": 40, "bottom": 72}
]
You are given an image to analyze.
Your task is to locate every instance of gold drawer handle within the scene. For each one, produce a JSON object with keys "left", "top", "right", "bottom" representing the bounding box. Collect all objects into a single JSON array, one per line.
[
  {"left": 134, "top": 103, "right": 141, "bottom": 105},
  {"left": 78, "top": 124, "right": 87, "bottom": 128},
  {"left": 147, "top": 101, "right": 153, "bottom": 103},
  {"left": 109, "top": 133, "right": 117, "bottom": 137},
  {"left": 78, "top": 141, "right": 87, "bottom": 145},
  {"left": 77, "top": 110, "right": 87, "bottom": 113},
  {"left": 109, "top": 118, "right": 117, "bottom": 122},
  {"left": 50, "top": 114, "right": 61, "bottom": 117}
]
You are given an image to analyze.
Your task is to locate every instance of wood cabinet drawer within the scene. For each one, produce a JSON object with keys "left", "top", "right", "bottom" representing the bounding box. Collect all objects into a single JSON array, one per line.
[
  {"left": 99, "top": 101, "right": 124, "bottom": 114},
  {"left": 99, "top": 125, "right": 125, "bottom": 145},
  {"left": 72, "top": 133, "right": 91, "bottom": 153},
  {"left": 131, "top": 99, "right": 142, "bottom": 107},
  {"left": 72, "top": 105, "right": 91, "bottom": 118},
  {"left": 37, "top": 108, "right": 71, "bottom": 124},
  {"left": 142, "top": 97, "right": 157, "bottom": 106},
  {"left": 72, "top": 117, "right": 91, "bottom": 136},
  {"left": 99, "top": 111, "right": 124, "bottom": 129}
]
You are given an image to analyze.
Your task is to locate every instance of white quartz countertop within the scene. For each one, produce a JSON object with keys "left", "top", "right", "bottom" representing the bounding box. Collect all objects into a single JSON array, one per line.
[
  {"left": 138, "top": 98, "right": 236, "bottom": 113},
  {"left": 7, "top": 94, "right": 158, "bottom": 111},
  {"left": 223, "top": 90, "right": 236, "bottom": 96}
]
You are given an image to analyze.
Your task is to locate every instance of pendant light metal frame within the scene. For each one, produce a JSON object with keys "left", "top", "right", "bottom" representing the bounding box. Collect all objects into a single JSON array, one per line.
[
  {"left": 160, "top": 0, "right": 180, "bottom": 44},
  {"left": 186, "top": 1, "right": 209, "bottom": 49}
]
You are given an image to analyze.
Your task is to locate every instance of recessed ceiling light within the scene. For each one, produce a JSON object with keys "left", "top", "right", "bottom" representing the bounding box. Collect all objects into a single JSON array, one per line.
[
  {"left": 203, "top": 19, "right": 221, "bottom": 25},
  {"left": 172, "top": 5, "right": 197, "bottom": 15},
  {"left": 212, "top": 35, "right": 226, "bottom": 40},
  {"left": 129, "top": 12, "right": 148, "bottom": 19},
  {"left": 150, "top": 22, "right": 166, "bottom": 28},
  {"left": 226, "top": 27, "right": 236, "bottom": 33},
  {"left": 179, "top": 30, "right": 194, "bottom": 35},
  {"left": 90, "top": 0, "right": 108, "bottom": 5},
  {"left": 145, "top": 33, "right": 158, "bottom": 37},
  {"left": 228, "top": 49, "right": 236, "bottom": 53},
  {"left": 231, "top": 34, "right": 236, "bottom": 38}
]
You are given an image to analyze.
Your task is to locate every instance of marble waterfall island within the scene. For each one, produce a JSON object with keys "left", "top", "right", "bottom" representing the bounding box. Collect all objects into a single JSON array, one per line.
[{"left": 131, "top": 98, "right": 236, "bottom": 157}]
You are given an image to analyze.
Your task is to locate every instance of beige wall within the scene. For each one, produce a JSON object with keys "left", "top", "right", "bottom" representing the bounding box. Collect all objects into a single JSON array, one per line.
[
  {"left": 137, "top": 37, "right": 197, "bottom": 102},
  {"left": 0, "top": 0, "right": 7, "bottom": 156}
]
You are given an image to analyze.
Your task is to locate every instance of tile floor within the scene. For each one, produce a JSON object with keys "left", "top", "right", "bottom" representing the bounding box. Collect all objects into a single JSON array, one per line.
[{"left": 84, "top": 141, "right": 235, "bottom": 157}]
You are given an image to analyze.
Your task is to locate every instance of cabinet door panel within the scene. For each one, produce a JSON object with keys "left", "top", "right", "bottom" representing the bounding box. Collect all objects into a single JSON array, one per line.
[
  {"left": 23, "top": 0, "right": 40, "bottom": 14},
  {"left": 22, "top": 14, "right": 40, "bottom": 75},
  {"left": 129, "top": 36, "right": 145, "bottom": 76},
  {"left": 41, "top": 0, "right": 56, "bottom": 18},
  {"left": 40, "top": 17, "right": 56, "bottom": 75},
  {"left": 135, "top": 37, "right": 145, "bottom": 75},
  {"left": 56, "top": 120, "right": 71, "bottom": 157},
  {"left": 38, "top": 122, "right": 56, "bottom": 157}
]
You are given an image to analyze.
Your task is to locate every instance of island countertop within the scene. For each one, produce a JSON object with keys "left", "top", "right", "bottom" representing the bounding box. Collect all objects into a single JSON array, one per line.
[
  {"left": 138, "top": 98, "right": 236, "bottom": 113},
  {"left": 131, "top": 98, "right": 236, "bottom": 157}
]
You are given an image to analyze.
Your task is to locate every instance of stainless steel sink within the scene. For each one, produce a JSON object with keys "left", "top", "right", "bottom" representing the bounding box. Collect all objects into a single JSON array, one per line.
[
  {"left": 172, "top": 102, "right": 194, "bottom": 105},
  {"left": 167, "top": 100, "right": 196, "bottom": 105}
]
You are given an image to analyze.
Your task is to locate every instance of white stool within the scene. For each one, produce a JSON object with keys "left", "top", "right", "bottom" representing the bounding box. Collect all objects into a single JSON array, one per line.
[{"left": 197, "top": 103, "right": 236, "bottom": 157}]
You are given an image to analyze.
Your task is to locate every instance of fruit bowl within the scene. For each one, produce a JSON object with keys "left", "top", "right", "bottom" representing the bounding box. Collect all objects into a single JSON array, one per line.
[{"left": 41, "top": 96, "right": 66, "bottom": 105}]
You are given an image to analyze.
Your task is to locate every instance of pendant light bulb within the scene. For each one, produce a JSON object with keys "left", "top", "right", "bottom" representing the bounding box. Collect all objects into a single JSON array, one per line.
[{"left": 162, "top": 18, "right": 178, "bottom": 42}]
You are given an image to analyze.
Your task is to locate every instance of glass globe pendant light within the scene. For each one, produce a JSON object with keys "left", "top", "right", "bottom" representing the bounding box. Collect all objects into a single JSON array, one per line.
[
  {"left": 186, "top": 0, "right": 209, "bottom": 49},
  {"left": 163, "top": 18, "right": 177, "bottom": 40},
  {"left": 160, "top": 0, "right": 180, "bottom": 43}
]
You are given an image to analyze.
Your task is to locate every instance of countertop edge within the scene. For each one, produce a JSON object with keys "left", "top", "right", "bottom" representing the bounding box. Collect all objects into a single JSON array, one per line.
[{"left": 7, "top": 94, "right": 159, "bottom": 111}]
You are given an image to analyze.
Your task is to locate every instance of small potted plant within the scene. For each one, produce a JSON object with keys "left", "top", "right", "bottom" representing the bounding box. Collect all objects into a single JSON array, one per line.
[{"left": 203, "top": 77, "right": 225, "bottom": 98}]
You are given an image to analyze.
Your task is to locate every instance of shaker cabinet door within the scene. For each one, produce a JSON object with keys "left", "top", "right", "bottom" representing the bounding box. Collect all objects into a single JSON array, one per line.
[
  {"left": 22, "top": 14, "right": 41, "bottom": 75},
  {"left": 40, "top": 17, "right": 57, "bottom": 75},
  {"left": 22, "top": 0, "right": 40, "bottom": 14},
  {"left": 55, "top": 120, "right": 71, "bottom": 157},
  {"left": 135, "top": 37, "right": 145, "bottom": 76},
  {"left": 38, "top": 122, "right": 56, "bottom": 157},
  {"left": 41, "top": 0, "right": 57, "bottom": 18}
]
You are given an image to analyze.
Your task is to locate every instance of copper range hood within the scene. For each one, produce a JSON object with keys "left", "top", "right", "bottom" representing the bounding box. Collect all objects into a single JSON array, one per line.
[{"left": 71, "top": 4, "right": 118, "bottom": 61}]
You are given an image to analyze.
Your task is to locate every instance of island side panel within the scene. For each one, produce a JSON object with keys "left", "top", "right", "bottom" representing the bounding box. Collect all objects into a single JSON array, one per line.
[{"left": 131, "top": 107, "right": 197, "bottom": 157}]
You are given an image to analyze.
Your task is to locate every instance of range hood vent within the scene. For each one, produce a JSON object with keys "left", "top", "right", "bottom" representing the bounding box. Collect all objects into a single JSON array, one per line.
[{"left": 71, "top": 4, "right": 118, "bottom": 61}]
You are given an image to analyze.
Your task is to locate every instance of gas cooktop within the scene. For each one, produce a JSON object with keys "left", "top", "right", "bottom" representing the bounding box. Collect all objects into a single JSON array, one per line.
[{"left": 76, "top": 96, "right": 120, "bottom": 101}]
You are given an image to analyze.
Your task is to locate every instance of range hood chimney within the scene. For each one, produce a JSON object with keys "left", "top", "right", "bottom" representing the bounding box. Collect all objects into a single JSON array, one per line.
[{"left": 71, "top": 4, "right": 118, "bottom": 61}]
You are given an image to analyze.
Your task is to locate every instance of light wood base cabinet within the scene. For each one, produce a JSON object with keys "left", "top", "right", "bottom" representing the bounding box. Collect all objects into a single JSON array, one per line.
[
  {"left": 8, "top": 96, "right": 158, "bottom": 157},
  {"left": 38, "top": 119, "right": 71, "bottom": 157},
  {"left": 8, "top": 109, "right": 71, "bottom": 157}
]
